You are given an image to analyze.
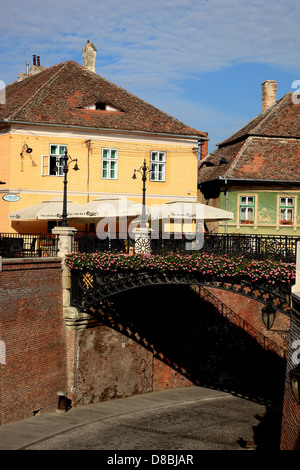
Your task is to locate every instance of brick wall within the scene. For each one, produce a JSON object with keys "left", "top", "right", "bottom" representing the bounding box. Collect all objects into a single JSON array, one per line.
[
  {"left": 69, "top": 285, "right": 287, "bottom": 411},
  {"left": 203, "top": 287, "right": 290, "bottom": 357},
  {"left": 0, "top": 261, "right": 292, "bottom": 440},
  {"left": 280, "top": 306, "right": 300, "bottom": 450},
  {"left": 0, "top": 258, "right": 66, "bottom": 425}
]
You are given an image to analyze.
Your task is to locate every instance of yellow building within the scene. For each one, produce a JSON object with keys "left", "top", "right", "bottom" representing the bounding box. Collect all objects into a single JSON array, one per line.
[{"left": 0, "top": 42, "right": 207, "bottom": 234}]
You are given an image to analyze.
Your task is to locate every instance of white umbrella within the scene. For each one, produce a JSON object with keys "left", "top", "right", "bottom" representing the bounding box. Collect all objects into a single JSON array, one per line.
[
  {"left": 8, "top": 197, "right": 85, "bottom": 221},
  {"left": 150, "top": 201, "right": 234, "bottom": 221},
  {"left": 77, "top": 197, "right": 150, "bottom": 220}
]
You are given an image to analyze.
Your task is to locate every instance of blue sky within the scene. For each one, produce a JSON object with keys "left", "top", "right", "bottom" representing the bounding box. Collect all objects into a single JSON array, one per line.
[{"left": 1, "top": 0, "right": 300, "bottom": 151}]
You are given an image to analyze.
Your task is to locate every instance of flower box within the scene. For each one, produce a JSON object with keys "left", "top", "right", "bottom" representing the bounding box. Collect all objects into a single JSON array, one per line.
[{"left": 280, "top": 220, "right": 293, "bottom": 225}]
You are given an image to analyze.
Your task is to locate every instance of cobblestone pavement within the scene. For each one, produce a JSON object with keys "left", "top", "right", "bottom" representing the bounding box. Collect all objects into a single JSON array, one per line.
[{"left": 24, "top": 394, "right": 268, "bottom": 451}]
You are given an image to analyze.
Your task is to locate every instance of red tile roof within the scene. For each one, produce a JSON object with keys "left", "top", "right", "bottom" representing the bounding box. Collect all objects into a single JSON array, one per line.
[
  {"left": 226, "top": 137, "right": 300, "bottom": 181},
  {"left": 199, "top": 91, "right": 300, "bottom": 184},
  {"left": 0, "top": 60, "right": 206, "bottom": 138}
]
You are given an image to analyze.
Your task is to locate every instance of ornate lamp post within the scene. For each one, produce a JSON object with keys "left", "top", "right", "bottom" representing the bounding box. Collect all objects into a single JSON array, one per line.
[
  {"left": 290, "top": 364, "right": 300, "bottom": 405},
  {"left": 59, "top": 149, "right": 79, "bottom": 227},
  {"left": 132, "top": 159, "right": 150, "bottom": 229},
  {"left": 261, "top": 302, "right": 276, "bottom": 330}
]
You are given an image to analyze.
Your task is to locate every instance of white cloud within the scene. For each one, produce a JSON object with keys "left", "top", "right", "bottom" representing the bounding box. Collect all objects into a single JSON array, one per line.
[
  {"left": 2, "top": 0, "right": 300, "bottom": 81},
  {"left": 1, "top": 0, "right": 300, "bottom": 144}
]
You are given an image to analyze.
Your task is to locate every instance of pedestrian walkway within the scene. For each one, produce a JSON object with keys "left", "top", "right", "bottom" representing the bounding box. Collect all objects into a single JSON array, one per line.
[{"left": 0, "top": 386, "right": 228, "bottom": 450}]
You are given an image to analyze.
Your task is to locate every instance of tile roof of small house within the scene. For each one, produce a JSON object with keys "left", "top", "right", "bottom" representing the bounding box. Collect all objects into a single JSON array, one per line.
[
  {"left": 198, "top": 91, "right": 300, "bottom": 184},
  {"left": 0, "top": 60, "right": 206, "bottom": 138}
]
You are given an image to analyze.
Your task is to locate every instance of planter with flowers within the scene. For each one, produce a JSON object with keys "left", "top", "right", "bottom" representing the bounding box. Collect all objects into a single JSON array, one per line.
[
  {"left": 240, "top": 220, "right": 254, "bottom": 224},
  {"left": 280, "top": 219, "right": 293, "bottom": 225},
  {"left": 65, "top": 252, "right": 295, "bottom": 291}
]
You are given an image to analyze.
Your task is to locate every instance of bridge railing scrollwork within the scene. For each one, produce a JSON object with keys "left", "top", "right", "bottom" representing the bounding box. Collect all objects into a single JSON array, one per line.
[
  {"left": 70, "top": 268, "right": 292, "bottom": 317},
  {"left": 73, "top": 232, "right": 300, "bottom": 263}
]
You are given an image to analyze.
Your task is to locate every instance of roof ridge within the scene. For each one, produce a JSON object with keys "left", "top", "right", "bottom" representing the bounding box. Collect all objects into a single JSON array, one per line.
[
  {"left": 217, "top": 103, "right": 277, "bottom": 147},
  {"left": 248, "top": 92, "right": 290, "bottom": 136},
  {"left": 88, "top": 66, "right": 206, "bottom": 135},
  {"left": 7, "top": 61, "right": 70, "bottom": 121},
  {"left": 3, "top": 60, "right": 206, "bottom": 137},
  {"left": 222, "top": 138, "right": 250, "bottom": 178}
]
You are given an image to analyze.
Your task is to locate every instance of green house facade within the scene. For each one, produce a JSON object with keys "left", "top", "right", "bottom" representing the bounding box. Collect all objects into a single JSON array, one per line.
[
  {"left": 219, "top": 185, "right": 300, "bottom": 235},
  {"left": 198, "top": 80, "right": 300, "bottom": 237}
]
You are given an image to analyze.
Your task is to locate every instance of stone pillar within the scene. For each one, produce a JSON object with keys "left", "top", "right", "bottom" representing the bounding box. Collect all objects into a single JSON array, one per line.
[
  {"left": 51, "top": 226, "right": 96, "bottom": 331},
  {"left": 52, "top": 226, "right": 76, "bottom": 321},
  {"left": 51, "top": 225, "right": 90, "bottom": 403},
  {"left": 52, "top": 226, "right": 77, "bottom": 258}
]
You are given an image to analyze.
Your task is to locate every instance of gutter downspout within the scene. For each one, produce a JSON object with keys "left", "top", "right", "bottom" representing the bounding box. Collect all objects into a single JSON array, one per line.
[{"left": 224, "top": 179, "right": 228, "bottom": 234}]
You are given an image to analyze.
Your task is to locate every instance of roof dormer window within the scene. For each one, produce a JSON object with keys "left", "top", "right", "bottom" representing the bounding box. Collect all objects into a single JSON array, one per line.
[
  {"left": 82, "top": 102, "right": 119, "bottom": 111},
  {"left": 96, "top": 102, "right": 106, "bottom": 110}
]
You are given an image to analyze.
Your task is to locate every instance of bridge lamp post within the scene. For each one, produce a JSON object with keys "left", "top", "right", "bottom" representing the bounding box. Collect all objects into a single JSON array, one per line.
[
  {"left": 132, "top": 159, "right": 150, "bottom": 229},
  {"left": 58, "top": 149, "right": 79, "bottom": 227},
  {"left": 290, "top": 364, "right": 300, "bottom": 405},
  {"left": 261, "top": 302, "right": 276, "bottom": 330}
]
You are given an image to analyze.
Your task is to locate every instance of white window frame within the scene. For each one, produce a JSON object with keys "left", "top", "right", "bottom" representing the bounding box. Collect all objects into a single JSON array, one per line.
[
  {"left": 279, "top": 197, "right": 294, "bottom": 224},
  {"left": 101, "top": 148, "right": 118, "bottom": 180},
  {"left": 42, "top": 144, "right": 67, "bottom": 176},
  {"left": 150, "top": 151, "right": 166, "bottom": 182},
  {"left": 239, "top": 195, "right": 255, "bottom": 223}
]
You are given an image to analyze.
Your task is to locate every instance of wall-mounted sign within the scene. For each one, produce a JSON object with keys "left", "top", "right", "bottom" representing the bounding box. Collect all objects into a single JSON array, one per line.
[{"left": 2, "top": 194, "right": 20, "bottom": 202}]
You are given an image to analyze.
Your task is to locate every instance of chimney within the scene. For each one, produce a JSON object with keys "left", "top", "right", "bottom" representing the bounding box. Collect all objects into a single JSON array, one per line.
[
  {"left": 37, "top": 56, "right": 40, "bottom": 66},
  {"left": 261, "top": 80, "right": 277, "bottom": 113},
  {"left": 82, "top": 40, "right": 97, "bottom": 73},
  {"left": 33, "top": 55, "right": 36, "bottom": 66}
]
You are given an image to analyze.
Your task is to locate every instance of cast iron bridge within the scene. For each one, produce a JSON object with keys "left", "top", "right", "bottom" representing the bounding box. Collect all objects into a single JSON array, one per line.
[
  {"left": 66, "top": 232, "right": 297, "bottom": 320},
  {"left": 70, "top": 268, "right": 292, "bottom": 318}
]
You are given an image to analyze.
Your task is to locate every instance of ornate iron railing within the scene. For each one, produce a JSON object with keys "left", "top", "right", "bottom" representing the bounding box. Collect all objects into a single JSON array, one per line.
[
  {"left": 74, "top": 232, "right": 300, "bottom": 262},
  {"left": 74, "top": 232, "right": 134, "bottom": 254},
  {"left": 0, "top": 233, "right": 58, "bottom": 258},
  {"left": 70, "top": 268, "right": 292, "bottom": 316},
  {"left": 202, "top": 233, "right": 300, "bottom": 262},
  {"left": 1, "top": 231, "right": 299, "bottom": 261}
]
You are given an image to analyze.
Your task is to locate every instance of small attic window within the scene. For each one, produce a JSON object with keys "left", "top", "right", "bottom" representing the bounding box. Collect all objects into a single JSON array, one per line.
[
  {"left": 82, "top": 102, "right": 119, "bottom": 111},
  {"left": 95, "top": 102, "right": 106, "bottom": 110},
  {"left": 201, "top": 161, "right": 215, "bottom": 167}
]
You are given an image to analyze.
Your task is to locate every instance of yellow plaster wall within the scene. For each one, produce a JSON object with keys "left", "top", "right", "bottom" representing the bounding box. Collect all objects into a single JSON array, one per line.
[{"left": 0, "top": 132, "right": 198, "bottom": 233}]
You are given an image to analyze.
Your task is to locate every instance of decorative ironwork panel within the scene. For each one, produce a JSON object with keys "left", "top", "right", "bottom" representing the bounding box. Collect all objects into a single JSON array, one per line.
[
  {"left": 203, "top": 234, "right": 299, "bottom": 262},
  {"left": 74, "top": 232, "right": 300, "bottom": 262},
  {"left": 71, "top": 269, "right": 291, "bottom": 317}
]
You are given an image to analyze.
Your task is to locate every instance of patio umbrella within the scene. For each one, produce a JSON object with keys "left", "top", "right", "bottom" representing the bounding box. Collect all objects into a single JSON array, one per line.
[
  {"left": 76, "top": 197, "right": 150, "bottom": 220},
  {"left": 8, "top": 197, "right": 85, "bottom": 221},
  {"left": 150, "top": 201, "right": 234, "bottom": 221}
]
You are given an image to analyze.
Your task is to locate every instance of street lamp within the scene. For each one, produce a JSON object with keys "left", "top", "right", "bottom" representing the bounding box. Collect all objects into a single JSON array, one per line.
[
  {"left": 290, "top": 364, "right": 300, "bottom": 404},
  {"left": 132, "top": 159, "right": 150, "bottom": 228},
  {"left": 59, "top": 149, "right": 79, "bottom": 227},
  {"left": 261, "top": 302, "right": 276, "bottom": 330}
]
